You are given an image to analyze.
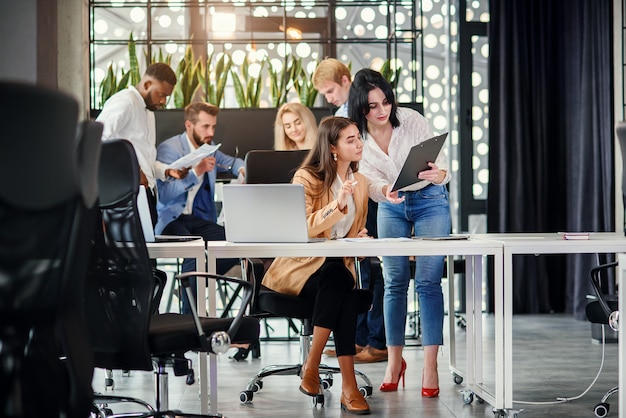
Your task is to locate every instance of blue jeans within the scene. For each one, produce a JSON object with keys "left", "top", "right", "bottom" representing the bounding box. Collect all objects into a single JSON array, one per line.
[{"left": 378, "top": 184, "right": 451, "bottom": 347}]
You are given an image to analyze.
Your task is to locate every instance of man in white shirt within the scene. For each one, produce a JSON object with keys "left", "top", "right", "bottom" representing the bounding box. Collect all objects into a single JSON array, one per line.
[{"left": 97, "top": 63, "right": 187, "bottom": 223}]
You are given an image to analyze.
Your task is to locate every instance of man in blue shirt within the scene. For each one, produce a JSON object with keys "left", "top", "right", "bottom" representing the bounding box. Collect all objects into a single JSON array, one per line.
[{"left": 156, "top": 102, "right": 245, "bottom": 314}]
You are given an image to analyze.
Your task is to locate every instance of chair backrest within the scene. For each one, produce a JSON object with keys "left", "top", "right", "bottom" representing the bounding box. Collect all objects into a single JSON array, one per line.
[
  {"left": 245, "top": 149, "right": 309, "bottom": 184},
  {"left": 84, "top": 138, "right": 155, "bottom": 371},
  {"left": 0, "top": 82, "right": 97, "bottom": 416}
]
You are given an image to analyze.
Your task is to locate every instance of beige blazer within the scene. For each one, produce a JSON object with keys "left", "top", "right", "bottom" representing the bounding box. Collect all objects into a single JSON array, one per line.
[{"left": 262, "top": 169, "right": 369, "bottom": 295}]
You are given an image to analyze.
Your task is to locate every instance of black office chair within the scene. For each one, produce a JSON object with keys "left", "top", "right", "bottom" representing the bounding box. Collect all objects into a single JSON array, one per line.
[
  {"left": 0, "top": 82, "right": 100, "bottom": 417},
  {"left": 244, "top": 149, "right": 309, "bottom": 184},
  {"left": 583, "top": 120, "right": 626, "bottom": 418},
  {"left": 238, "top": 258, "right": 374, "bottom": 406},
  {"left": 86, "top": 139, "right": 260, "bottom": 417}
]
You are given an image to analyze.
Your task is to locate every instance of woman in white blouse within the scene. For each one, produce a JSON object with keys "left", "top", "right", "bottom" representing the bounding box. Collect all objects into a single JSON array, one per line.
[{"left": 348, "top": 68, "right": 451, "bottom": 397}]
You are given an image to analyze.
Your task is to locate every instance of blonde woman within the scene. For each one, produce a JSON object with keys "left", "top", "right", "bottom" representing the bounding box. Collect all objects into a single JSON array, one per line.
[{"left": 274, "top": 103, "right": 318, "bottom": 150}]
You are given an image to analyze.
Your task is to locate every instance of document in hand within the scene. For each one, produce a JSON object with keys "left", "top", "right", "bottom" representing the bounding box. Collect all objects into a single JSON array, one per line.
[
  {"left": 168, "top": 143, "right": 222, "bottom": 170},
  {"left": 390, "top": 133, "right": 448, "bottom": 192}
]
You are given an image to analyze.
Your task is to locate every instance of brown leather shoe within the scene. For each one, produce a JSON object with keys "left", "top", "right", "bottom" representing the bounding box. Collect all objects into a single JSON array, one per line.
[
  {"left": 354, "top": 346, "right": 388, "bottom": 364},
  {"left": 299, "top": 366, "right": 321, "bottom": 396},
  {"left": 323, "top": 344, "right": 365, "bottom": 357},
  {"left": 340, "top": 392, "right": 371, "bottom": 415}
]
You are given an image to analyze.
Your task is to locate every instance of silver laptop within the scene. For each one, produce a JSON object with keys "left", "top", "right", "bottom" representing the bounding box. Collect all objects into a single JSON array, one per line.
[
  {"left": 137, "top": 186, "right": 200, "bottom": 243},
  {"left": 222, "top": 184, "right": 322, "bottom": 243}
]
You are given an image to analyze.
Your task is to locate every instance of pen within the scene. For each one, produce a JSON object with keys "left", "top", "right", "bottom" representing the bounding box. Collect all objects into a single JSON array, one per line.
[{"left": 351, "top": 181, "right": 359, "bottom": 186}]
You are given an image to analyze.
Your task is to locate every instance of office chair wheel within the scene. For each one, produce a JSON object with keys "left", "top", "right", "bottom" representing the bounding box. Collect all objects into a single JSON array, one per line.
[
  {"left": 594, "top": 402, "right": 610, "bottom": 417},
  {"left": 321, "top": 376, "right": 333, "bottom": 390},
  {"left": 252, "top": 380, "right": 263, "bottom": 392},
  {"left": 310, "top": 393, "right": 324, "bottom": 407},
  {"left": 462, "top": 391, "right": 474, "bottom": 404},
  {"left": 359, "top": 385, "right": 373, "bottom": 398},
  {"left": 239, "top": 390, "right": 254, "bottom": 404},
  {"left": 453, "top": 373, "right": 463, "bottom": 384}
]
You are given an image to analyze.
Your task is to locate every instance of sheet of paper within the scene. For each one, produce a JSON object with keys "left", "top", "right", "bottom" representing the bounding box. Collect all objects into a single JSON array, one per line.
[
  {"left": 168, "top": 143, "right": 221, "bottom": 170},
  {"left": 339, "top": 237, "right": 413, "bottom": 242}
]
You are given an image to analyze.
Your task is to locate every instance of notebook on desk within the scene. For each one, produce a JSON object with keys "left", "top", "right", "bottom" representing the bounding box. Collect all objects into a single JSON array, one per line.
[
  {"left": 221, "top": 183, "right": 324, "bottom": 243},
  {"left": 137, "top": 186, "right": 200, "bottom": 243}
]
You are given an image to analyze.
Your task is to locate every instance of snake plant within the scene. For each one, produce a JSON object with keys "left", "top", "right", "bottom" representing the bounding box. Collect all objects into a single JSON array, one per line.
[
  {"left": 198, "top": 51, "right": 232, "bottom": 106},
  {"left": 293, "top": 59, "right": 318, "bottom": 107},
  {"left": 173, "top": 45, "right": 202, "bottom": 108},
  {"left": 230, "top": 55, "right": 267, "bottom": 108},
  {"left": 98, "top": 64, "right": 131, "bottom": 108}
]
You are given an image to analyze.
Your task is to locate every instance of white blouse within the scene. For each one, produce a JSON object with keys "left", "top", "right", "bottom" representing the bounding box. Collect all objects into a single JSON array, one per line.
[
  {"left": 330, "top": 172, "right": 356, "bottom": 239},
  {"left": 359, "top": 107, "right": 450, "bottom": 202}
]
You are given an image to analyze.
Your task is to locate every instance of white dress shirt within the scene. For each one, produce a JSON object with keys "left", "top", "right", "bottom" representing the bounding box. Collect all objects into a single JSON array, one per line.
[
  {"left": 96, "top": 86, "right": 167, "bottom": 189},
  {"left": 359, "top": 107, "right": 451, "bottom": 202}
]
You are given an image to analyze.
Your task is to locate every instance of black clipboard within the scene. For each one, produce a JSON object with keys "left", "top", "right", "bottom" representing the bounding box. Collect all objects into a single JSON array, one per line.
[{"left": 390, "top": 132, "right": 448, "bottom": 192}]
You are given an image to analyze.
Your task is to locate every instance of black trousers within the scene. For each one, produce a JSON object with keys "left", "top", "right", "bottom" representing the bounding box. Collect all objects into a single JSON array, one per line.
[
  {"left": 299, "top": 258, "right": 358, "bottom": 357},
  {"left": 162, "top": 214, "right": 239, "bottom": 314}
]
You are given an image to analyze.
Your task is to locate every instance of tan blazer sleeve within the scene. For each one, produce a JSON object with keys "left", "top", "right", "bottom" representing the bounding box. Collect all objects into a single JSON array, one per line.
[{"left": 262, "top": 170, "right": 369, "bottom": 295}]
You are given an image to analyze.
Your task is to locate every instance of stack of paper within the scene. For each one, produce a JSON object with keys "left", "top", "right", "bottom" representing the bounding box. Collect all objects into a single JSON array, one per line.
[
  {"left": 558, "top": 232, "right": 593, "bottom": 240},
  {"left": 168, "top": 143, "right": 221, "bottom": 169}
]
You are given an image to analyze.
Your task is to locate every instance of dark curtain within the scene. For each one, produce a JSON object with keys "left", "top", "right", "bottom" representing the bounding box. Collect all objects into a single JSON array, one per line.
[{"left": 488, "top": 0, "right": 614, "bottom": 320}]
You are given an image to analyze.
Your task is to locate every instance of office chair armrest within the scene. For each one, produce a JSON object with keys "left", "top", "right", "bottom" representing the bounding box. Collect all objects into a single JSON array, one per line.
[
  {"left": 175, "top": 272, "right": 253, "bottom": 354},
  {"left": 589, "top": 261, "right": 619, "bottom": 318}
]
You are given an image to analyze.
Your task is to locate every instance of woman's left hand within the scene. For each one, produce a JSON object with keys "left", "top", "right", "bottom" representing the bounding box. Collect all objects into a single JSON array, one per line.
[
  {"left": 418, "top": 162, "right": 446, "bottom": 184},
  {"left": 356, "top": 228, "right": 372, "bottom": 239}
]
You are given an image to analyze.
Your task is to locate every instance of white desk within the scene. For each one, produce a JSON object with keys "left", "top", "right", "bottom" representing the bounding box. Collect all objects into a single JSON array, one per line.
[
  {"left": 146, "top": 239, "right": 214, "bottom": 415},
  {"left": 205, "top": 238, "right": 504, "bottom": 414},
  {"left": 473, "top": 233, "right": 626, "bottom": 417}
]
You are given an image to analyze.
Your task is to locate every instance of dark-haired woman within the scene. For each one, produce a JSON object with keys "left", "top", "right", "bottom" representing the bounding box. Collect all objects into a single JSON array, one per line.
[
  {"left": 349, "top": 68, "right": 451, "bottom": 397},
  {"left": 262, "top": 116, "right": 371, "bottom": 415}
]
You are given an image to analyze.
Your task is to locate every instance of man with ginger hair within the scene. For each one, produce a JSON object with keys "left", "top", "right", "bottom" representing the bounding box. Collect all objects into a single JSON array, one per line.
[{"left": 312, "top": 58, "right": 352, "bottom": 117}]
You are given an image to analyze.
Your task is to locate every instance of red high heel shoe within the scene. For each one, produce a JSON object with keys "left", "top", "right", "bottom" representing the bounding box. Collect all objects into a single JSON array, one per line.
[
  {"left": 379, "top": 358, "right": 407, "bottom": 392},
  {"left": 421, "top": 373, "right": 440, "bottom": 398}
]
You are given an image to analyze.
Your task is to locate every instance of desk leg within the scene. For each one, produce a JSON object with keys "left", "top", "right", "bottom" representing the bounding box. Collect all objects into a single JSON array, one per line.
[
  {"left": 447, "top": 255, "right": 458, "bottom": 375},
  {"left": 499, "top": 249, "right": 511, "bottom": 410},
  {"left": 207, "top": 253, "right": 218, "bottom": 416},
  {"left": 197, "top": 252, "right": 209, "bottom": 415},
  {"left": 464, "top": 255, "right": 483, "bottom": 392},
  {"left": 618, "top": 253, "right": 625, "bottom": 418}
]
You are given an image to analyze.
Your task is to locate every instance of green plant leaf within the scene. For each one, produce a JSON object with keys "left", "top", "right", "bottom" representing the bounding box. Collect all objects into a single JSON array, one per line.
[{"left": 128, "top": 32, "right": 140, "bottom": 86}]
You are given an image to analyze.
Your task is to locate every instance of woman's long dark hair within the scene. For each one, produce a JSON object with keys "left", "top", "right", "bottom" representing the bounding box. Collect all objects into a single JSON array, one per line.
[
  {"left": 298, "top": 116, "right": 359, "bottom": 196},
  {"left": 348, "top": 68, "right": 400, "bottom": 137}
]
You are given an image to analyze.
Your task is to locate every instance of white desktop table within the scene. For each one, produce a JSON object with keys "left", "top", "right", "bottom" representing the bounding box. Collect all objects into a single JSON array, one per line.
[
  {"left": 146, "top": 239, "right": 214, "bottom": 415},
  {"left": 205, "top": 237, "right": 504, "bottom": 415},
  {"left": 473, "top": 232, "right": 626, "bottom": 417}
]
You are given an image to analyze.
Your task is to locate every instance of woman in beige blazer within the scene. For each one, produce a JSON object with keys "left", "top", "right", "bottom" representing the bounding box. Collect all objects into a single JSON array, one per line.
[{"left": 263, "top": 117, "right": 371, "bottom": 415}]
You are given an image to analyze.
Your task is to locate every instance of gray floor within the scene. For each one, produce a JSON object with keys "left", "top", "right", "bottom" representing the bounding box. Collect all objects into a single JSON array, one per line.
[{"left": 93, "top": 313, "right": 619, "bottom": 418}]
